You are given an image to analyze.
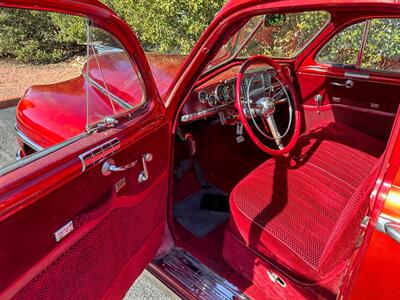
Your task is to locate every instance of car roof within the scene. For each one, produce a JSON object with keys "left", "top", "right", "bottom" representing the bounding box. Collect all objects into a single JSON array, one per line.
[{"left": 221, "top": 0, "right": 399, "bottom": 14}]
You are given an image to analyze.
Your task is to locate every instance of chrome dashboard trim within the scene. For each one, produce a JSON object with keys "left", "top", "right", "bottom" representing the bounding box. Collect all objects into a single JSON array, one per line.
[
  {"left": 15, "top": 124, "right": 44, "bottom": 152},
  {"left": 180, "top": 101, "right": 234, "bottom": 123}
]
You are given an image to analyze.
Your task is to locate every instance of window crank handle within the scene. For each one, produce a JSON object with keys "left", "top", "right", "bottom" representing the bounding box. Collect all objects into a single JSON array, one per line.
[{"left": 138, "top": 153, "right": 153, "bottom": 183}]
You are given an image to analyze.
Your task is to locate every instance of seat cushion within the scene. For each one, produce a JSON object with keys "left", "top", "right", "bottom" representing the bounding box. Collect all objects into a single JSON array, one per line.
[{"left": 228, "top": 122, "right": 385, "bottom": 282}]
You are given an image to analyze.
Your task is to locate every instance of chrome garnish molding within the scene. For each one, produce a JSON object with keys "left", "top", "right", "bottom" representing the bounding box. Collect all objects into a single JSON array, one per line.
[
  {"left": 79, "top": 138, "right": 120, "bottom": 172},
  {"left": 152, "top": 248, "right": 249, "bottom": 300}
]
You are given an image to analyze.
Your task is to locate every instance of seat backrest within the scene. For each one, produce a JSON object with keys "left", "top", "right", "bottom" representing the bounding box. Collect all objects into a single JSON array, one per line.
[{"left": 318, "top": 157, "right": 383, "bottom": 276}]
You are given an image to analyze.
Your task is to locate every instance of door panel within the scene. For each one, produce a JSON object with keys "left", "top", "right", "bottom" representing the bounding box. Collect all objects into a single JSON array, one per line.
[
  {"left": 0, "top": 1, "right": 170, "bottom": 298},
  {"left": 0, "top": 118, "right": 170, "bottom": 299},
  {"left": 297, "top": 66, "right": 398, "bottom": 140}
]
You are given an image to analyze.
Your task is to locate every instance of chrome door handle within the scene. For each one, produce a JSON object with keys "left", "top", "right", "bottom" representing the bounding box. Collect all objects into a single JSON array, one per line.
[
  {"left": 138, "top": 153, "right": 153, "bottom": 183},
  {"left": 330, "top": 79, "right": 354, "bottom": 88},
  {"left": 102, "top": 158, "right": 137, "bottom": 176},
  {"left": 385, "top": 223, "right": 400, "bottom": 244}
]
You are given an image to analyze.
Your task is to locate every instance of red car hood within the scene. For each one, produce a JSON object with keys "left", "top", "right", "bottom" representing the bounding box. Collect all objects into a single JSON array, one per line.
[{"left": 16, "top": 52, "right": 186, "bottom": 149}]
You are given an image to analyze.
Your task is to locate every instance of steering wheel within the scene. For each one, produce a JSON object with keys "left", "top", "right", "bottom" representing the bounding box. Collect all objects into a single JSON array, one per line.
[{"left": 235, "top": 55, "right": 301, "bottom": 155}]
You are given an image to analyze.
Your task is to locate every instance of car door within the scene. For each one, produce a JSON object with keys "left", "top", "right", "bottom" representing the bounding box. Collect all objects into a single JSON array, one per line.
[
  {"left": 342, "top": 111, "right": 400, "bottom": 300},
  {"left": 0, "top": 1, "right": 171, "bottom": 299},
  {"left": 296, "top": 17, "right": 400, "bottom": 141}
]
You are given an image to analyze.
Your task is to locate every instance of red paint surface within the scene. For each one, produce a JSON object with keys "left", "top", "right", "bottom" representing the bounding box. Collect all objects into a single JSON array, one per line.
[
  {"left": 1, "top": 0, "right": 400, "bottom": 299},
  {"left": 16, "top": 52, "right": 185, "bottom": 149},
  {"left": 350, "top": 231, "right": 400, "bottom": 300}
]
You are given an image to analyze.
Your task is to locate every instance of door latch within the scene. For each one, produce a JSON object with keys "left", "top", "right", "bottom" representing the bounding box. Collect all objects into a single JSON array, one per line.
[
  {"left": 330, "top": 79, "right": 354, "bottom": 89},
  {"left": 102, "top": 158, "right": 137, "bottom": 176}
]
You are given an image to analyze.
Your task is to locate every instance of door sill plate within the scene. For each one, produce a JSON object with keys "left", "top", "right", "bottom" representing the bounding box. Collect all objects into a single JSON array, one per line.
[{"left": 151, "top": 248, "right": 249, "bottom": 299}]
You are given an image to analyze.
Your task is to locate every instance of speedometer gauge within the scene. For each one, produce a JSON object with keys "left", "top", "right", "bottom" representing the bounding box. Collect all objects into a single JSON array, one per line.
[
  {"left": 215, "top": 84, "right": 228, "bottom": 103},
  {"left": 228, "top": 88, "right": 235, "bottom": 102},
  {"left": 208, "top": 95, "right": 218, "bottom": 107},
  {"left": 198, "top": 91, "right": 208, "bottom": 104}
]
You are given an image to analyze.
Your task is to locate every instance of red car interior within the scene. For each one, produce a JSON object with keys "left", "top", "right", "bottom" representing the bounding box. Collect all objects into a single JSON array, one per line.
[
  {"left": 1, "top": 1, "right": 399, "bottom": 299},
  {"left": 225, "top": 121, "right": 385, "bottom": 298},
  {"left": 170, "top": 8, "right": 398, "bottom": 298}
]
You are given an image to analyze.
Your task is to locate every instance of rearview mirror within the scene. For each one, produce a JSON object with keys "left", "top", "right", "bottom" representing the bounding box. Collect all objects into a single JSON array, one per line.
[{"left": 264, "top": 14, "right": 286, "bottom": 27}]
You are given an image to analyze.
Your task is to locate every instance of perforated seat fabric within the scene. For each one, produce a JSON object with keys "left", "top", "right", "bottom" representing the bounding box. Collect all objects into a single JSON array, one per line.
[{"left": 228, "top": 122, "right": 385, "bottom": 282}]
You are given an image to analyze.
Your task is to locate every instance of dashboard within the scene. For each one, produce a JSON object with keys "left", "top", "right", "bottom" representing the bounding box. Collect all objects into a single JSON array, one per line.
[{"left": 180, "top": 64, "right": 291, "bottom": 124}]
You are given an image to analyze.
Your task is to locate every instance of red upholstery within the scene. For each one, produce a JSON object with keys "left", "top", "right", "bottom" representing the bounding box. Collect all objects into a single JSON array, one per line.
[{"left": 227, "top": 122, "right": 385, "bottom": 283}]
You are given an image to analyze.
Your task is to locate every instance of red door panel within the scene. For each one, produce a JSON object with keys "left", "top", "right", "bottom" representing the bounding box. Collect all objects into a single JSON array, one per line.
[
  {"left": 296, "top": 65, "right": 398, "bottom": 140},
  {"left": 0, "top": 117, "right": 171, "bottom": 299},
  {"left": 298, "top": 66, "right": 400, "bottom": 113}
]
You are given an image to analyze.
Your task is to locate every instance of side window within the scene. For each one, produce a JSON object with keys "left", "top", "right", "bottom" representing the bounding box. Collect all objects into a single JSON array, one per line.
[
  {"left": 85, "top": 26, "right": 145, "bottom": 126},
  {"left": 0, "top": 8, "right": 144, "bottom": 173},
  {"left": 317, "top": 21, "right": 365, "bottom": 67},
  {"left": 362, "top": 18, "right": 400, "bottom": 73}
]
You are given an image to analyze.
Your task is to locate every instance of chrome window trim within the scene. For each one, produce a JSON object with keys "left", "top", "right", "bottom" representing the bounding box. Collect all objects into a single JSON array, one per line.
[
  {"left": 344, "top": 71, "right": 370, "bottom": 80},
  {"left": 0, "top": 132, "right": 88, "bottom": 177},
  {"left": 15, "top": 124, "right": 44, "bottom": 152}
]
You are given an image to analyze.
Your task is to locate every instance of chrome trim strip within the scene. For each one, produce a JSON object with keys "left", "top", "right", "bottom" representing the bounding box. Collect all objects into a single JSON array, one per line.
[
  {"left": 15, "top": 125, "right": 44, "bottom": 152},
  {"left": 153, "top": 248, "right": 249, "bottom": 300},
  {"left": 0, "top": 133, "right": 87, "bottom": 177},
  {"left": 78, "top": 138, "right": 120, "bottom": 172},
  {"left": 344, "top": 71, "right": 370, "bottom": 80},
  {"left": 180, "top": 101, "right": 234, "bottom": 123},
  {"left": 82, "top": 73, "right": 134, "bottom": 110},
  {"left": 376, "top": 214, "right": 398, "bottom": 234},
  {"left": 15, "top": 149, "right": 23, "bottom": 161}
]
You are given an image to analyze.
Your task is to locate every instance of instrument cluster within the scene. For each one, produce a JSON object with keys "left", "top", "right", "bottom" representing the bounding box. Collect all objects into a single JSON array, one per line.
[{"left": 197, "top": 80, "right": 236, "bottom": 107}]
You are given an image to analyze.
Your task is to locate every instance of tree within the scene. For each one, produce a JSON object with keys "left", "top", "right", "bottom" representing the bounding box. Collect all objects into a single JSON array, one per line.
[{"left": 102, "top": 0, "right": 225, "bottom": 54}]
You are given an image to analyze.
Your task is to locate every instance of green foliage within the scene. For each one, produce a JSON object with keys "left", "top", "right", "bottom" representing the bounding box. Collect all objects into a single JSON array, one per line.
[
  {"left": 361, "top": 19, "right": 400, "bottom": 71},
  {"left": 318, "top": 22, "right": 365, "bottom": 66},
  {"left": 0, "top": 2, "right": 399, "bottom": 72},
  {"left": 0, "top": 1, "right": 224, "bottom": 63},
  {"left": 241, "top": 11, "right": 331, "bottom": 58},
  {"left": 0, "top": 9, "right": 85, "bottom": 64},
  {"left": 317, "top": 18, "right": 400, "bottom": 72},
  {"left": 102, "top": 0, "right": 225, "bottom": 54}
]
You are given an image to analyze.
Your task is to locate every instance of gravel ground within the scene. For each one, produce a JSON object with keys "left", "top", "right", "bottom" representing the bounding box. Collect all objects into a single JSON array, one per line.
[
  {"left": 0, "top": 58, "right": 82, "bottom": 101},
  {"left": 0, "top": 106, "right": 179, "bottom": 299},
  {"left": 124, "top": 270, "right": 180, "bottom": 300},
  {"left": 0, "top": 106, "right": 18, "bottom": 168}
]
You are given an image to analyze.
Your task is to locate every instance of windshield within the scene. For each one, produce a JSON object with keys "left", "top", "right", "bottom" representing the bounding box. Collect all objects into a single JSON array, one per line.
[{"left": 208, "top": 11, "right": 330, "bottom": 70}]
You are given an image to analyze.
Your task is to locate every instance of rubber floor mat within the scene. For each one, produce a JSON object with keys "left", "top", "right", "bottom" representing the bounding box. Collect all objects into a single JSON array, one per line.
[{"left": 173, "top": 187, "right": 229, "bottom": 237}]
